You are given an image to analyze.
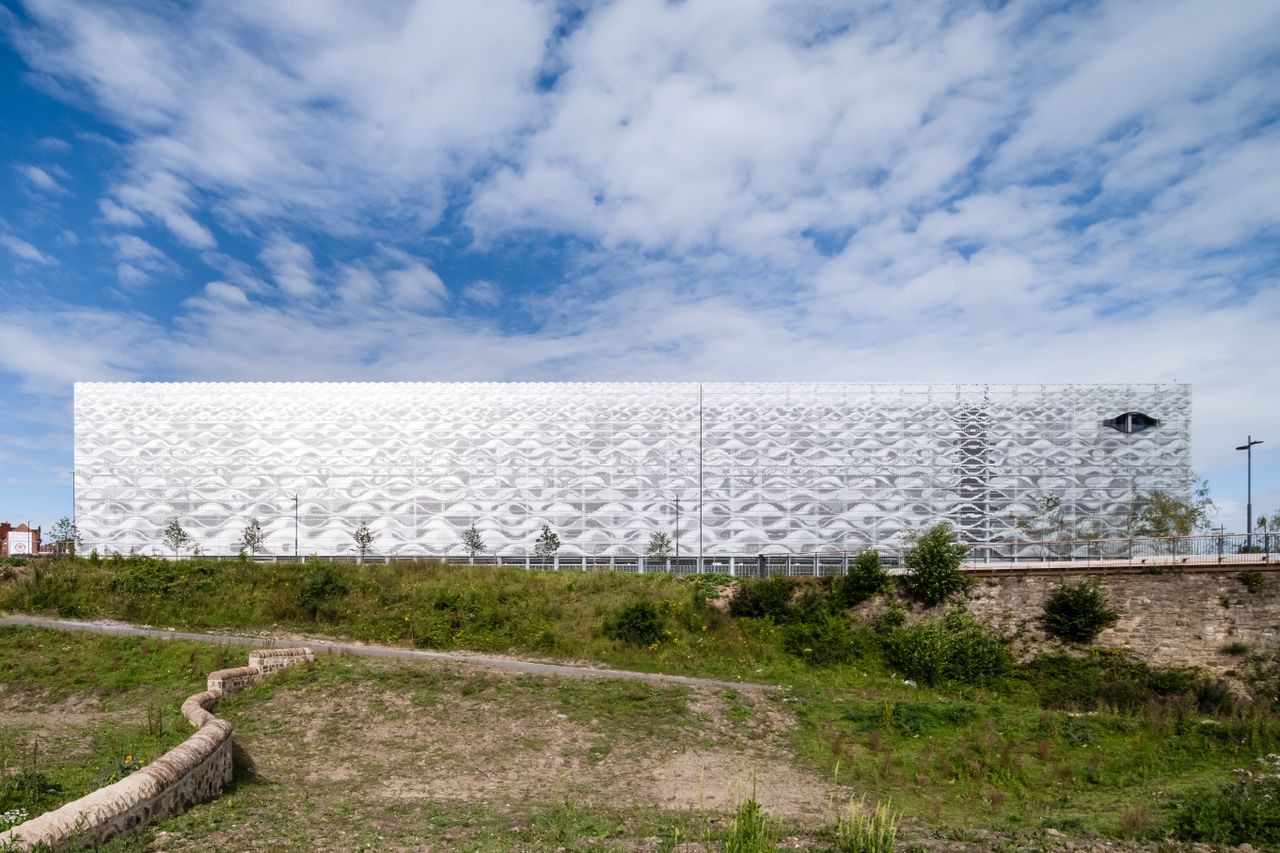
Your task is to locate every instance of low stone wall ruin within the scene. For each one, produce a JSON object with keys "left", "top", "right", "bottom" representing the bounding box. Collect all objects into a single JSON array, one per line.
[{"left": 0, "top": 647, "right": 313, "bottom": 850}]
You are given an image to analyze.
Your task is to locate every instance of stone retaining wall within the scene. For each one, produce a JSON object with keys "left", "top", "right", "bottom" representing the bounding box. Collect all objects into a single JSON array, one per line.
[
  {"left": 0, "top": 647, "right": 313, "bottom": 850},
  {"left": 961, "top": 567, "right": 1280, "bottom": 670}
]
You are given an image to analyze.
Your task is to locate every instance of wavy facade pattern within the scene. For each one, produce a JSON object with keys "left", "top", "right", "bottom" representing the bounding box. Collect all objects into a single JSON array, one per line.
[{"left": 73, "top": 382, "right": 1191, "bottom": 558}]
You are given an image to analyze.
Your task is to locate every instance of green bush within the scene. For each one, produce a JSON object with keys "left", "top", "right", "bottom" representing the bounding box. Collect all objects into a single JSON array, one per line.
[
  {"left": 298, "top": 566, "right": 349, "bottom": 621},
  {"left": 833, "top": 550, "right": 886, "bottom": 608},
  {"left": 903, "top": 523, "right": 970, "bottom": 607},
  {"left": 1023, "top": 650, "right": 1237, "bottom": 715},
  {"left": 1043, "top": 581, "right": 1119, "bottom": 643},
  {"left": 728, "top": 575, "right": 796, "bottom": 621},
  {"left": 880, "top": 609, "right": 1010, "bottom": 686},
  {"left": 603, "top": 601, "right": 664, "bottom": 646},
  {"left": 1240, "top": 571, "right": 1265, "bottom": 593},
  {"left": 873, "top": 602, "right": 906, "bottom": 634},
  {"left": 780, "top": 611, "right": 874, "bottom": 666},
  {"left": 1172, "top": 758, "right": 1280, "bottom": 845}
]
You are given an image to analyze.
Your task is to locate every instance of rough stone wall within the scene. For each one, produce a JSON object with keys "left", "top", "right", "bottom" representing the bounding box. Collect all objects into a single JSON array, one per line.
[
  {"left": 962, "top": 568, "right": 1280, "bottom": 670},
  {"left": 0, "top": 647, "right": 313, "bottom": 851}
]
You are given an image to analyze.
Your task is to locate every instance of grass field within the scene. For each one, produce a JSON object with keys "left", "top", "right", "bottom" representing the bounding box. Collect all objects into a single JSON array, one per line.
[{"left": 3, "top": 557, "right": 1279, "bottom": 849}]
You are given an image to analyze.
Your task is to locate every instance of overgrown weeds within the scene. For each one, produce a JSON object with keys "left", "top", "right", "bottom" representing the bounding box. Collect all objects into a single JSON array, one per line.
[{"left": 835, "top": 797, "right": 898, "bottom": 852}]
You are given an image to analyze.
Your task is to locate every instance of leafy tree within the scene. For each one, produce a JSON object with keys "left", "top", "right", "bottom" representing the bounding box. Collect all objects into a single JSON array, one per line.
[
  {"left": 162, "top": 518, "right": 190, "bottom": 557},
  {"left": 1043, "top": 581, "right": 1119, "bottom": 643},
  {"left": 48, "top": 516, "right": 81, "bottom": 557},
  {"left": 645, "top": 531, "right": 673, "bottom": 561},
  {"left": 1012, "top": 495, "right": 1106, "bottom": 557},
  {"left": 352, "top": 521, "right": 374, "bottom": 562},
  {"left": 239, "top": 518, "right": 266, "bottom": 557},
  {"left": 1127, "top": 478, "right": 1215, "bottom": 538},
  {"left": 461, "top": 524, "right": 485, "bottom": 562},
  {"left": 833, "top": 549, "right": 887, "bottom": 607},
  {"left": 534, "top": 524, "right": 560, "bottom": 565},
  {"left": 903, "top": 522, "right": 970, "bottom": 607}
]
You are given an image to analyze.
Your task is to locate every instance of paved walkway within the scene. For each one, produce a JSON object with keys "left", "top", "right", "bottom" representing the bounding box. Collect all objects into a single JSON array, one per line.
[{"left": 0, "top": 615, "right": 773, "bottom": 693}]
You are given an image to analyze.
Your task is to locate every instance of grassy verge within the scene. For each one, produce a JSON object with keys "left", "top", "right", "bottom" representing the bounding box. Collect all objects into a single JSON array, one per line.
[
  {"left": 4, "top": 558, "right": 1279, "bottom": 846},
  {"left": 0, "top": 629, "right": 221, "bottom": 823}
]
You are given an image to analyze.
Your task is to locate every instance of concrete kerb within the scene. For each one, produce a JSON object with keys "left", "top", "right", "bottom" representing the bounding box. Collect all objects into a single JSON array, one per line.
[
  {"left": 0, "top": 615, "right": 774, "bottom": 693},
  {"left": 0, "top": 644, "right": 313, "bottom": 851}
]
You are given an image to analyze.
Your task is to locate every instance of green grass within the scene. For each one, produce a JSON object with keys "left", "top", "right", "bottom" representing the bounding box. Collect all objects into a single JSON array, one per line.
[
  {"left": 0, "top": 629, "right": 217, "bottom": 821},
  {"left": 0, "top": 556, "right": 794, "bottom": 682},
  {"left": 5, "top": 558, "right": 1280, "bottom": 846}
]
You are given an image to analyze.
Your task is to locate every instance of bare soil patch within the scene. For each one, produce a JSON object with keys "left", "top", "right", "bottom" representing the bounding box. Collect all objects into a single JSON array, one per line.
[{"left": 229, "top": 659, "right": 839, "bottom": 825}]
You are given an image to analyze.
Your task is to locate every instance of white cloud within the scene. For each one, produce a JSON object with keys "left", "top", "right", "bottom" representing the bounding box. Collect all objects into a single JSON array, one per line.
[
  {"left": 3, "top": 0, "right": 1279, "bottom": 518},
  {"left": 0, "top": 235, "right": 55, "bottom": 265},
  {"left": 98, "top": 199, "right": 144, "bottom": 227},
  {"left": 15, "top": 164, "right": 63, "bottom": 193},
  {"left": 12, "top": 0, "right": 553, "bottom": 240},
  {"left": 463, "top": 280, "right": 501, "bottom": 306},
  {"left": 259, "top": 234, "right": 316, "bottom": 299}
]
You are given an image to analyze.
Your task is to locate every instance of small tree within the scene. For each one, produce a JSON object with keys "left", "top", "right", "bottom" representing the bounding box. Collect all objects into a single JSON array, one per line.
[
  {"left": 49, "top": 516, "right": 81, "bottom": 557},
  {"left": 162, "top": 518, "right": 190, "bottom": 557},
  {"left": 534, "top": 524, "right": 561, "bottom": 566},
  {"left": 1127, "top": 478, "right": 1215, "bottom": 538},
  {"left": 904, "top": 522, "right": 970, "bottom": 607},
  {"left": 352, "top": 521, "right": 374, "bottom": 563},
  {"left": 833, "top": 549, "right": 887, "bottom": 607},
  {"left": 645, "top": 531, "right": 673, "bottom": 561},
  {"left": 240, "top": 518, "right": 266, "bottom": 557},
  {"left": 1012, "top": 495, "right": 1105, "bottom": 558},
  {"left": 461, "top": 524, "right": 485, "bottom": 563},
  {"left": 1043, "top": 582, "right": 1119, "bottom": 643}
]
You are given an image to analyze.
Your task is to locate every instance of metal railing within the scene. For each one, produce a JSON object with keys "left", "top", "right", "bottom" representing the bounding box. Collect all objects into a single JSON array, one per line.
[{"left": 161, "top": 531, "right": 1277, "bottom": 577}]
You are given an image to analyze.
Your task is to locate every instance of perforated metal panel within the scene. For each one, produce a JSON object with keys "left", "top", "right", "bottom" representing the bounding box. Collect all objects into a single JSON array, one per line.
[{"left": 73, "top": 382, "right": 1191, "bottom": 557}]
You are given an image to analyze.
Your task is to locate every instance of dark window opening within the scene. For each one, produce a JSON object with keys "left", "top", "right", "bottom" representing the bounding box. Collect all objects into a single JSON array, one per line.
[{"left": 1103, "top": 412, "right": 1159, "bottom": 434}]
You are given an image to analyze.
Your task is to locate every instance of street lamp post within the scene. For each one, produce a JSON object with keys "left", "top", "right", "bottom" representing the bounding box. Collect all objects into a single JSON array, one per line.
[
  {"left": 1236, "top": 436, "right": 1264, "bottom": 553},
  {"left": 673, "top": 496, "right": 681, "bottom": 566}
]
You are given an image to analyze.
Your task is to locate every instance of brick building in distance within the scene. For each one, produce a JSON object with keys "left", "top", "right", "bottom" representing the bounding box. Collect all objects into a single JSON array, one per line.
[{"left": 0, "top": 523, "right": 41, "bottom": 556}]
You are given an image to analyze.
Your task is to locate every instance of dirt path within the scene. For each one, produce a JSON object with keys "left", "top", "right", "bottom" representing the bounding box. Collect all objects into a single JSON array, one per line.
[{"left": 0, "top": 615, "right": 773, "bottom": 693}]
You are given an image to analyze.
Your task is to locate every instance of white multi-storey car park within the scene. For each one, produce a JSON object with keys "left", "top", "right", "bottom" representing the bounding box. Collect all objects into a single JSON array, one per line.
[{"left": 73, "top": 382, "right": 1191, "bottom": 562}]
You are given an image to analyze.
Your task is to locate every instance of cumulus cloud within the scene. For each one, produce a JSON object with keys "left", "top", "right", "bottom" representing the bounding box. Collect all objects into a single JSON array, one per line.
[
  {"left": 9, "top": 0, "right": 553, "bottom": 242},
  {"left": 2, "top": 0, "right": 1279, "bottom": 512}
]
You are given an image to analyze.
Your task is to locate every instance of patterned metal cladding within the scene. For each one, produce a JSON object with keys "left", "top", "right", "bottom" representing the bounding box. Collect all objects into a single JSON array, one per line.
[{"left": 73, "top": 382, "right": 1191, "bottom": 558}]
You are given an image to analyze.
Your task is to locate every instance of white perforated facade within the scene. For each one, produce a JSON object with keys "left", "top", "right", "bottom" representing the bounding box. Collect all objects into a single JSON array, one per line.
[{"left": 73, "top": 382, "right": 1191, "bottom": 558}]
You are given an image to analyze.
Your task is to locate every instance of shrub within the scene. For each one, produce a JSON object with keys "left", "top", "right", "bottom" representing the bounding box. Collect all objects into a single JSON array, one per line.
[
  {"left": 603, "top": 601, "right": 663, "bottom": 646},
  {"left": 1240, "top": 571, "right": 1265, "bottom": 593},
  {"left": 1043, "top": 581, "right": 1119, "bottom": 643},
  {"left": 833, "top": 550, "right": 887, "bottom": 608},
  {"left": 1172, "top": 756, "right": 1280, "bottom": 845},
  {"left": 780, "top": 611, "right": 873, "bottom": 666},
  {"left": 298, "top": 566, "right": 349, "bottom": 621},
  {"left": 1220, "top": 641, "right": 1250, "bottom": 657},
  {"left": 1023, "top": 650, "right": 1237, "bottom": 715},
  {"left": 728, "top": 575, "right": 796, "bottom": 621},
  {"left": 873, "top": 602, "right": 906, "bottom": 634},
  {"left": 903, "top": 523, "right": 970, "bottom": 607},
  {"left": 880, "top": 609, "right": 1010, "bottom": 686}
]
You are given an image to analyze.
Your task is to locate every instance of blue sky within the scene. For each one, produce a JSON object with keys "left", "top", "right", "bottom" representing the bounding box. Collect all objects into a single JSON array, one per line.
[{"left": 0, "top": 0, "right": 1277, "bottom": 532}]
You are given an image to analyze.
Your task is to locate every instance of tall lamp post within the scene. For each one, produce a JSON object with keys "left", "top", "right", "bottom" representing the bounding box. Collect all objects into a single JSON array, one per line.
[
  {"left": 1236, "top": 436, "right": 1263, "bottom": 552},
  {"left": 673, "top": 496, "right": 681, "bottom": 565}
]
